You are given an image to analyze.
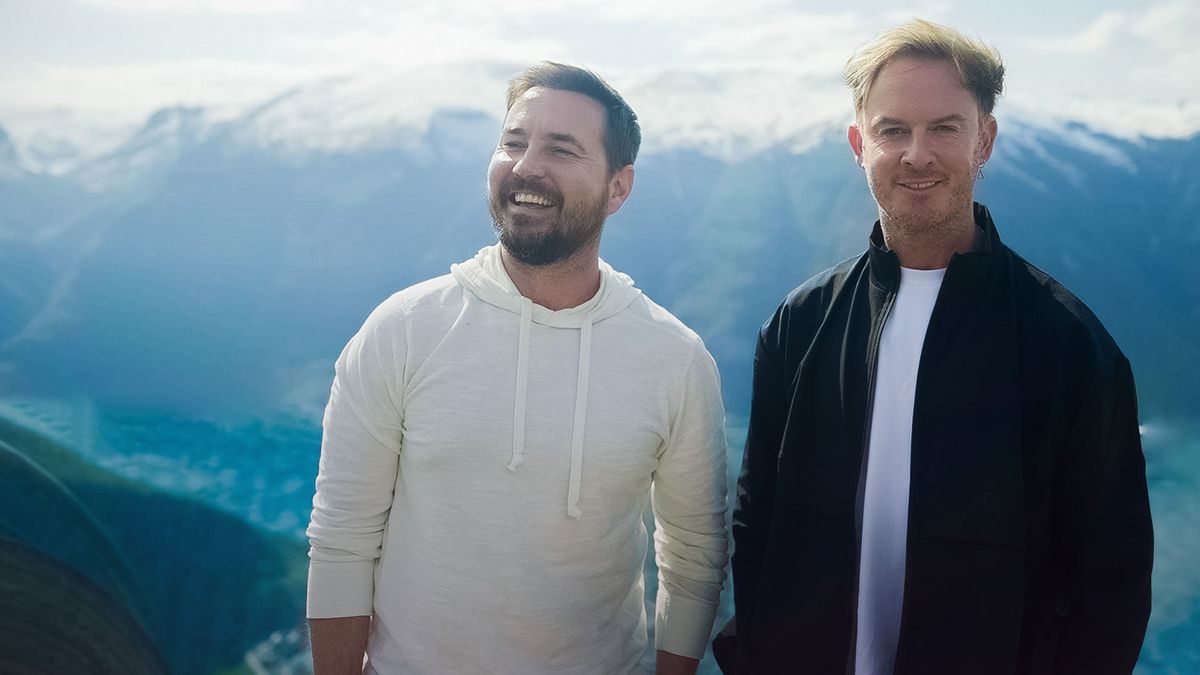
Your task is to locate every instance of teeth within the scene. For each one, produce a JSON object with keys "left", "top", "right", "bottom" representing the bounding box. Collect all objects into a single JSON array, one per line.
[
  {"left": 513, "top": 192, "right": 553, "bottom": 206},
  {"left": 905, "top": 181, "right": 937, "bottom": 189}
]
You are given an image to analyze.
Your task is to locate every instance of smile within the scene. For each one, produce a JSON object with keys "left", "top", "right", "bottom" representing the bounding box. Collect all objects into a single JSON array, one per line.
[
  {"left": 510, "top": 192, "right": 556, "bottom": 208},
  {"left": 899, "top": 180, "right": 940, "bottom": 190}
]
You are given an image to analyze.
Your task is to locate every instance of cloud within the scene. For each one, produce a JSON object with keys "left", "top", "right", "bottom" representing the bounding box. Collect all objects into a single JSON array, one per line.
[
  {"left": 282, "top": 8, "right": 564, "bottom": 72},
  {"left": 290, "top": 1, "right": 872, "bottom": 74},
  {"left": 674, "top": 11, "right": 860, "bottom": 74},
  {"left": 74, "top": 0, "right": 301, "bottom": 13},
  {"left": 1129, "top": 2, "right": 1200, "bottom": 91},
  {"left": 1, "top": 0, "right": 1197, "bottom": 163},
  {"left": 1131, "top": 1, "right": 1200, "bottom": 50},
  {"left": 0, "top": 59, "right": 312, "bottom": 120},
  {"left": 1005, "top": 94, "right": 1200, "bottom": 140},
  {"left": 1013, "top": 2, "right": 1200, "bottom": 102},
  {"left": 1030, "top": 11, "right": 1127, "bottom": 55},
  {"left": 1029, "top": 1, "right": 1200, "bottom": 58},
  {"left": 880, "top": 1, "right": 957, "bottom": 25}
]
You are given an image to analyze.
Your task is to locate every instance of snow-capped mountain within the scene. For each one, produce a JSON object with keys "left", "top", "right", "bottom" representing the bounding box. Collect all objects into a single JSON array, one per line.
[
  {"left": 1, "top": 67, "right": 1196, "bottom": 419},
  {"left": 1, "top": 66, "right": 1197, "bottom": 675},
  {"left": 13, "top": 62, "right": 1194, "bottom": 185},
  {"left": 0, "top": 128, "right": 30, "bottom": 192},
  {"left": 71, "top": 106, "right": 210, "bottom": 193}
]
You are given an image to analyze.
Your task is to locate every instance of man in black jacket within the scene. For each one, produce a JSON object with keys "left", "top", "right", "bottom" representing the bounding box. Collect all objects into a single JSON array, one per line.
[{"left": 718, "top": 19, "right": 1153, "bottom": 675}]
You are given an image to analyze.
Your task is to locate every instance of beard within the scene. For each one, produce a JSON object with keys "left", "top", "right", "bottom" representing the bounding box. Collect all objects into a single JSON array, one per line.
[
  {"left": 489, "top": 177, "right": 608, "bottom": 267},
  {"left": 871, "top": 167, "right": 978, "bottom": 248}
]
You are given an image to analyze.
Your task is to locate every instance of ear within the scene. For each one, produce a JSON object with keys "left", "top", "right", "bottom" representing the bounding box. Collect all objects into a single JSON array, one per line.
[
  {"left": 605, "top": 164, "right": 635, "bottom": 216},
  {"left": 848, "top": 123, "right": 865, "bottom": 168},
  {"left": 976, "top": 113, "right": 998, "bottom": 164}
]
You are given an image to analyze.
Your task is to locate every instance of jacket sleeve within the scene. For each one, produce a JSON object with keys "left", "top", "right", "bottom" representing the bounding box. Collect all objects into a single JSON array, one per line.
[
  {"left": 305, "top": 304, "right": 407, "bottom": 618},
  {"left": 730, "top": 325, "right": 788, "bottom": 644},
  {"left": 650, "top": 342, "right": 731, "bottom": 660},
  {"left": 1053, "top": 353, "right": 1153, "bottom": 672}
]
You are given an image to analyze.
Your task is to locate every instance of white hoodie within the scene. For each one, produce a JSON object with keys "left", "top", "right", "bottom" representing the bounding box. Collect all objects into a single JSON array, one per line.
[{"left": 307, "top": 244, "right": 729, "bottom": 674}]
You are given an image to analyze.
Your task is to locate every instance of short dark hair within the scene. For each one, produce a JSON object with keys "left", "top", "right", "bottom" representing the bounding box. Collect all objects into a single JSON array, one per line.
[{"left": 506, "top": 62, "right": 641, "bottom": 174}]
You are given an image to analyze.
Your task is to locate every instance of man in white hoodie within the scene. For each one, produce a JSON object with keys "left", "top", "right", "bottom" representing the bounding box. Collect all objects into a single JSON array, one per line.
[{"left": 306, "top": 62, "right": 730, "bottom": 675}]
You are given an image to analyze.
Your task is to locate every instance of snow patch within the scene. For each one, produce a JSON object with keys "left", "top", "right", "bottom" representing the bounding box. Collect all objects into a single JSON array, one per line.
[{"left": 2, "top": 62, "right": 1196, "bottom": 180}]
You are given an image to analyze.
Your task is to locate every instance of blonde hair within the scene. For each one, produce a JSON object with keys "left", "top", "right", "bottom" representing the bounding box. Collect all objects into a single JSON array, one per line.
[{"left": 844, "top": 19, "right": 1005, "bottom": 116}]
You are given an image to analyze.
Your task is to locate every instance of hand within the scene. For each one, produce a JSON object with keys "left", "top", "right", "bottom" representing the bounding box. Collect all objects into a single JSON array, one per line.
[
  {"left": 309, "top": 615, "right": 370, "bottom": 675},
  {"left": 655, "top": 649, "right": 700, "bottom": 675}
]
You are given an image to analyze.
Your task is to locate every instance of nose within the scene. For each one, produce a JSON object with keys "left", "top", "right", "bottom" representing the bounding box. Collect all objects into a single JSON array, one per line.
[
  {"left": 512, "top": 147, "right": 546, "bottom": 178},
  {"left": 901, "top": 132, "right": 934, "bottom": 168}
]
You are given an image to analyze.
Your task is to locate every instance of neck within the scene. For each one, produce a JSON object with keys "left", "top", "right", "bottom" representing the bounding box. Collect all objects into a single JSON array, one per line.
[
  {"left": 880, "top": 211, "right": 983, "bottom": 270},
  {"left": 500, "top": 243, "right": 602, "bottom": 310}
]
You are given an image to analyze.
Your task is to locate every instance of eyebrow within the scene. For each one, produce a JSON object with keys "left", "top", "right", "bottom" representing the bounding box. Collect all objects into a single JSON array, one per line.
[
  {"left": 546, "top": 132, "right": 587, "bottom": 153},
  {"left": 870, "top": 114, "right": 969, "bottom": 130},
  {"left": 501, "top": 128, "right": 588, "bottom": 153}
]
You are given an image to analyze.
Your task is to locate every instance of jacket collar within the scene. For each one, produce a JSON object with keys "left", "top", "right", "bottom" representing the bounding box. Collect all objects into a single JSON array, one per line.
[{"left": 867, "top": 202, "right": 1004, "bottom": 292}]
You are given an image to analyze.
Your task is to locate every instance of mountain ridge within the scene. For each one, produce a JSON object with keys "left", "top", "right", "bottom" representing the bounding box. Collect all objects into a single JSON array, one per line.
[
  {"left": 0, "top": 98, "right": 1195, "bottom": 419},
  {"left": 4, "top": 62, "right": 1198, "bottom": 179}
]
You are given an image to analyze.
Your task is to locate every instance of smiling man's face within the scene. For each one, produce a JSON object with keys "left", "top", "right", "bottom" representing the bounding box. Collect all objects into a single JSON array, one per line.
[
  {"left": 849, "top": 55, "right": 996, "bottom": 241},
  {"left": 487, "top": 86, "right": 620, "bottom": 266}
]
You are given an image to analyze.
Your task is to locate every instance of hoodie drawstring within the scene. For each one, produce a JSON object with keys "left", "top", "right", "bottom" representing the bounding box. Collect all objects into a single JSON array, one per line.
[
  {"left": 453, "top": 246, "right": 641, "bottom": 522},
  {"left": 565, "top": 315, "right": 592, "bottom": 519},
  {"left": 507, "top": 298, "right": 532, "bottom": 472},
  {"left": 507, "top": 301, "right": 592, "bottom": 519}
]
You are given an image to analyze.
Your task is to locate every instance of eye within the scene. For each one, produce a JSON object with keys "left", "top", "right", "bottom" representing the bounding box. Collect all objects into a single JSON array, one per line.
[
  {"left": 550, "top": 146, "right": 578, "bottom": 157},
  {"left": 933, "top": 124, "right": 959, "bottom": 133},
  {"left": 880, "top": 127, "right": 907, "bottom": 136},
  {"left": 501, "top": 140, "right": 526, "bottom": 150}
]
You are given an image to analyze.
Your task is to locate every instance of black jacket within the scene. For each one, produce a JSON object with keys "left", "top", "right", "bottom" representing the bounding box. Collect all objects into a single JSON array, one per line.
[{"left": 718, "top": 204, "right": 1153, "bottom": 675}]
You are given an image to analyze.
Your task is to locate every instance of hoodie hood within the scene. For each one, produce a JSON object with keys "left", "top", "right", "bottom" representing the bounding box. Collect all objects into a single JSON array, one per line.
[
  {"left": 449, "top": 244, "right": 643, "bottom": 519},
  {"left": 450, "top": 244, "right": 642, "bottom": 327}
]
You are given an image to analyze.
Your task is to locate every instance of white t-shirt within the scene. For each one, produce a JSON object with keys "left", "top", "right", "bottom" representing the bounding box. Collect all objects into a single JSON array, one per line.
[{"left": 855, "top": 266, "right": 945, "bottom": 675}]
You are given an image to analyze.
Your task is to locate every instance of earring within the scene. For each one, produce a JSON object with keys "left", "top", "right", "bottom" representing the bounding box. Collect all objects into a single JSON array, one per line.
[{"left": 976, "top": 161, "right": 986, "bottom": 180}]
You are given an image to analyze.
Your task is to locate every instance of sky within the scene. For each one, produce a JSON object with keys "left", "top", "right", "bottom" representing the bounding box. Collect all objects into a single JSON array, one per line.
[{"left": 1, "top": 0, "right": 1197, "bottom": 160}]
